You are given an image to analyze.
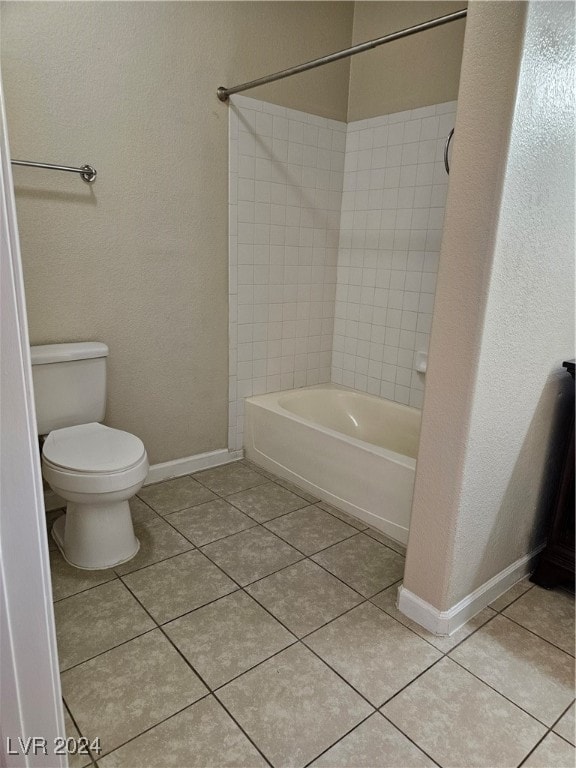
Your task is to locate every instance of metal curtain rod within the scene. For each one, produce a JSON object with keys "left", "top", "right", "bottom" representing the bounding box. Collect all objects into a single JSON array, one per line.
[
  {"left": 10, "top": 159, "right": 97, "bottom": 183},
  {"left": 217, "top": 8, "right": 467, "bottom": 102}
]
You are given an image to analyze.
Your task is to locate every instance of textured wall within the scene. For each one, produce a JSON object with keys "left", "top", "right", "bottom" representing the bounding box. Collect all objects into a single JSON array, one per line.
[
  {"left": 348, "top": 1, "right": 466, "bottom": 121},
  {"left": 404, "top": 0, "right": 575, "bottom": 610},
  {"left": 0, "top": 1, "right": 353, "bottom": 464}
]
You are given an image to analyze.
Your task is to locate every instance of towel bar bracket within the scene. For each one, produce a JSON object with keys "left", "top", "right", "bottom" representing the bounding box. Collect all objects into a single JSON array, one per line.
[{"left": 10, "top": 159, "right": 97, "bottom": 183}]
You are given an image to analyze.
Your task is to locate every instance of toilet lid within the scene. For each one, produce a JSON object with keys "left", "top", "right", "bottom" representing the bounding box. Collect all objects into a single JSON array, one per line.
[{"left": 43, "top": 423, "right": 146, "bottom": 473}]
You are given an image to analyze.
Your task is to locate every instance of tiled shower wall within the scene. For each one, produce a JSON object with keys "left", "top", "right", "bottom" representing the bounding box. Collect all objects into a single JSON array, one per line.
[
  {"left": 331, "top": 102, "right": 457, "bottom": 408},
  {"left": 228, "top": 96, "right": 346, "bottom": 450},
  {"left": 229, "top": 97, "right": 456, "bottom": 448}
]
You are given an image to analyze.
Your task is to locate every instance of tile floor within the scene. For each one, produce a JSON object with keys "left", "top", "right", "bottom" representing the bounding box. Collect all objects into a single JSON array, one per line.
[{"left": 48, "top": 460, "right": 575, "bottom": 768}]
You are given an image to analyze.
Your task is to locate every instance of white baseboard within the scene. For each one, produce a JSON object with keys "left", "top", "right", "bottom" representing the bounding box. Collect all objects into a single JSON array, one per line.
[
  {"left": 43, "top": 449, "right": 244, "bottom": 510},
  {"left": 397, "top": 544, "right": 545, "bottom": 636},
  {"left": 144, "top": 448, "right": 243, "bottom": 485}
]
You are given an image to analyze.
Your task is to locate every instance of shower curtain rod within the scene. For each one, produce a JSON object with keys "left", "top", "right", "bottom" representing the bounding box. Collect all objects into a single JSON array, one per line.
[{"left": 217, "top": 8, "right": 467, "bottom": 102}]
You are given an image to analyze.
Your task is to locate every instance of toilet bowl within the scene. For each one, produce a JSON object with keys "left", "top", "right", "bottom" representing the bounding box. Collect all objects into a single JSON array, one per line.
[
  {"left": 42, "top": 422, "right": 148, "bottom": 570},
  {"left": 31, "top": 341, "right": 148, "bottom": 570}
]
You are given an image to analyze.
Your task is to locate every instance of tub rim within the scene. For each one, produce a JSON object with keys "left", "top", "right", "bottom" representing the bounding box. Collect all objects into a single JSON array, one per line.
[{"left": 245, "top": 383, "right": 419, "bottom": 470}]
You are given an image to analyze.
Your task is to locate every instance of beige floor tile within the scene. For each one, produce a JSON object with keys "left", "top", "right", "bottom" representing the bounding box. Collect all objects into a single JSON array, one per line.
[
  {"left": 194, "top": 462, "right": 268, "bottom": 496},
  {"left": 554, "top": 702, "right": 575, "bottom": 746},
  {"left": 201, "top": 526, "right": 302, "bottom": 586},
  {"left": 114, "top": 517, "right": 193, "bottom": 576},
  {"left": 489, "top": 577, "right": 533, "bottom": 612},
  {"left": 137, "top": 476, "right": 217, "bottom": 515},
  {"left": 166, "top": 498, "right": 256, "bottom": 546},
  {"left": 315, "top": 501, "right": 369, "bottom": 530},
  {"left": 55, "top": 580, "right": 155, "bottom": 671},
  {"left": 240, "top": 458, "right": 276, "bottom": 477},
  {"left": 305, "top": 602, "right": 441, "bottom": 706},
  {"left": 246, "top": 559, "right": 363, "bottom": 637},
  {"left": 523, "top": 732, "right": 576, "bottom": 767},
  {"left": 363, "top": 527, "right": 407, "bottom": 555},
  {"left": 122, "top": 550, "right": 237, "bottom": 624},
  {"left": 504, "top": 585, "right": 575, "bottom": 655},
  {"left": 128, "top": 496, "right": 158, "bottom": 524},
  {"left": 50, "top": 549, "right": 117, "bottom": 602},
  {"left": 98, "top": 696, "right": 267, "bottom": 768},
  {"left": 311, "top": 713, "right": 435, "bottom": 767},
  {"left": 164, "top": 590, "right": 294, "bottom": 688},
  {"left": 240, "top": 460, "right": 316, "bottom": 501},
  {"left": 226, "top": 482, "right": 309, "bottom": 523},
  {"left": 450, "top": 614, "right": 575, "bottom": 726},
  {"left": 63, "top": 708, "right": 93, "bottom": 768},
  {"left": 371, "top": 583, "right": 497, "bottom": 652},
  {"left": 218, "top": 643, "right": 373, "bottom": 768},
  {"left": 382, "top": 658, "right": 546, "bottom": 768},
  {"left": 271, "top": 476, "right": 320, "bottom": 503},
  {"left": 312, "top": 534, "right": 404, "bottom": 597},
  {"left": 265, "top": 506, "right": 357, "bottom": 555},
  {"left": 62, "top": 630, "right": 207, "bottom": 756}
]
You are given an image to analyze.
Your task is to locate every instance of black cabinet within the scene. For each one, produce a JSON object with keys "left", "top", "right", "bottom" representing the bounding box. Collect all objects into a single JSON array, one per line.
[{"left": 531, "top": 360, "right": 575, "bottom": 589}]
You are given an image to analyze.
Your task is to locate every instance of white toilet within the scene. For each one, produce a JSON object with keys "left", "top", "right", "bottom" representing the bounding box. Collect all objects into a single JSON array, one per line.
[{"left": 31, "top": 342, "right": 148, "bottom": 570}]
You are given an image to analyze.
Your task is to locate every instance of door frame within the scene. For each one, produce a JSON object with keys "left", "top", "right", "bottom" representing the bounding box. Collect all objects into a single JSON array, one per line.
[{"left": 0, "top": 76, "right": 66, "bottom": 767}]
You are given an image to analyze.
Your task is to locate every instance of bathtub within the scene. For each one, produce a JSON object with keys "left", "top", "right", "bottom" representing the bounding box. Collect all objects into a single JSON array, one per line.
[{"left": 243, "top": 384, "right": 421, "bottom": 545}]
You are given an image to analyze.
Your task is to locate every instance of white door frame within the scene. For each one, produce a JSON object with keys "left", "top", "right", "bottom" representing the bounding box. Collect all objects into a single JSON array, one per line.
[{"left": 0, "top": 76, "right": 66, "bottom": 767}]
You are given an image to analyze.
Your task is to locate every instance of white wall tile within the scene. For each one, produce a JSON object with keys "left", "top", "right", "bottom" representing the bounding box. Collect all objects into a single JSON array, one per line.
[
  {"left": 229, "top": 98, "right": 456, "bottom": 448},
  {"left": 229, "top": 97, "right": 346, "bottom": 447},
  {"left": 330, "top": 101, "right": 456, "bottom": 409}
]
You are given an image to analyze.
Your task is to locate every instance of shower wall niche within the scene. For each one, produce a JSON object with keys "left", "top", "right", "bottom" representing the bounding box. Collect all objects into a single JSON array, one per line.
[{"left": 229, "top": 95, "right": 456, "bottom": 450}]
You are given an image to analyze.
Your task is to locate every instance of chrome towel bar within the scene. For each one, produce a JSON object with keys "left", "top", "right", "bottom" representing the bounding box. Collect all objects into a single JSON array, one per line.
[{"left": 10, "top": 159, "right": 97, "bottom": 183}]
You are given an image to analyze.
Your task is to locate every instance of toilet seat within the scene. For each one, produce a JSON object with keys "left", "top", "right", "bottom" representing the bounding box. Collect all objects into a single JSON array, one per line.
[
  {"left": 43, "top": 422, "right": 146, "bottom": 473},
  {"left": 42, "top": 423, "right": 148, "bottom": 495}
]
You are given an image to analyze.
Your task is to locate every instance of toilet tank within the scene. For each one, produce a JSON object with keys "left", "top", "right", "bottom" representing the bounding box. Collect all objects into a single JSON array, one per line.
[{"left": 30, "top": 342, "right": 108, "bottom": 435}]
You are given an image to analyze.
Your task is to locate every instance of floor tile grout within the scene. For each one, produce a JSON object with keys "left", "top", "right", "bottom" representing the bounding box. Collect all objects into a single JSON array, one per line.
[
  {"left": 49, "top": 463, "right": 574, "bottom": 768},
  {"left": 210, "top": 692, "right": 276, "bottom": 768},
  {"left": 110, "top": 572, "right": 276, "bottom": 767},
  {"left": 63, "top": 560, "right": 568, "bottom": 766},
  {"left": 59, "top": 625, "right": 159, "bottom": 675},
  {"left": 62, "top": 699, "right": 98, "bottom": 767},
  {"left": 498, "top": 612, "right": 576, "bottom": 658},
  {"left": 446, "top": 651, "right": 561, "bottom": 730},
  {"left": 93, "top": 695, "right": 213, "bottom": 763},
  {"left": 300, "top": 711, "right": 377, "bottom": 768}
]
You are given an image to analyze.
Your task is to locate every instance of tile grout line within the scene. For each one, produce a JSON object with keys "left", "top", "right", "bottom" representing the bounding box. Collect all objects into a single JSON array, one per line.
[
  {"left": 93, "top": 696, "right": 213, "bottom": 764},
  {"left": 372, "top": 602, "right": 575, "bottom": 766},
  {"left": 497, "top": 612, "right": 576, "bottom": 659},
  {"left": 51, "top": 471, "right": 403, "bottom": 603},
  {"left": 59, "top": 535, "right": 382, "bottom": 680},
  {"left": 446, "top": 653, "right": 562, "bottom": 731},
  {"left": 59, "top": 625, "right": 160, "bottom": 675},
  {"left": 302, "top": 708, "right": 443, "bottom": 768},
  {"left": 68, "top": 566, "right": 567, "bottom": 767},
  {"left": 107, "top": 576, "right": 275, "bottom": 768},
  {"left": 62, "top": 699, "right": 98, "bottom": 768},
  {"left": 211, "top": 693, "right": 276, "bottom": 768},
  {"left": 516, "top": 697, "right": 576, "bottom": 768},
  {"left": 50, "top": 467, "right": 574, "bottom": 768}
]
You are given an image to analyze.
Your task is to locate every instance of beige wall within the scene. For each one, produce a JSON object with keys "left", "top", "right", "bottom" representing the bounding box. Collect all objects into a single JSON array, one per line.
[
  {"left": 0, "top": 1, "right": 353, "bottom": 464},
  {"left": 348, "top": 1, "right": 466, "bottom": 120},
  {"left": 404, "top": 0, "right": 575, "bottom": 610}
]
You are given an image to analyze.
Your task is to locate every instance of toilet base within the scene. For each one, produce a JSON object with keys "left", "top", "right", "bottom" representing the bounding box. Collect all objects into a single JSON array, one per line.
[{"left": 52, "top": 500, "right": 140, "bottom": 571}]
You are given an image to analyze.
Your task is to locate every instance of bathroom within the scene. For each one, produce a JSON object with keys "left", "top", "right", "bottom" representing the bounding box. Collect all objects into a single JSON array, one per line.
[{"left": 0, "top": 1, "right": 574, "bottom": 767}]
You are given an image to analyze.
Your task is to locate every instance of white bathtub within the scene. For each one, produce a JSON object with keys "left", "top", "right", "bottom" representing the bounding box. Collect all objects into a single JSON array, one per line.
[{"left": 243, "top": 384, "right": 421, "bottom": 544}]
